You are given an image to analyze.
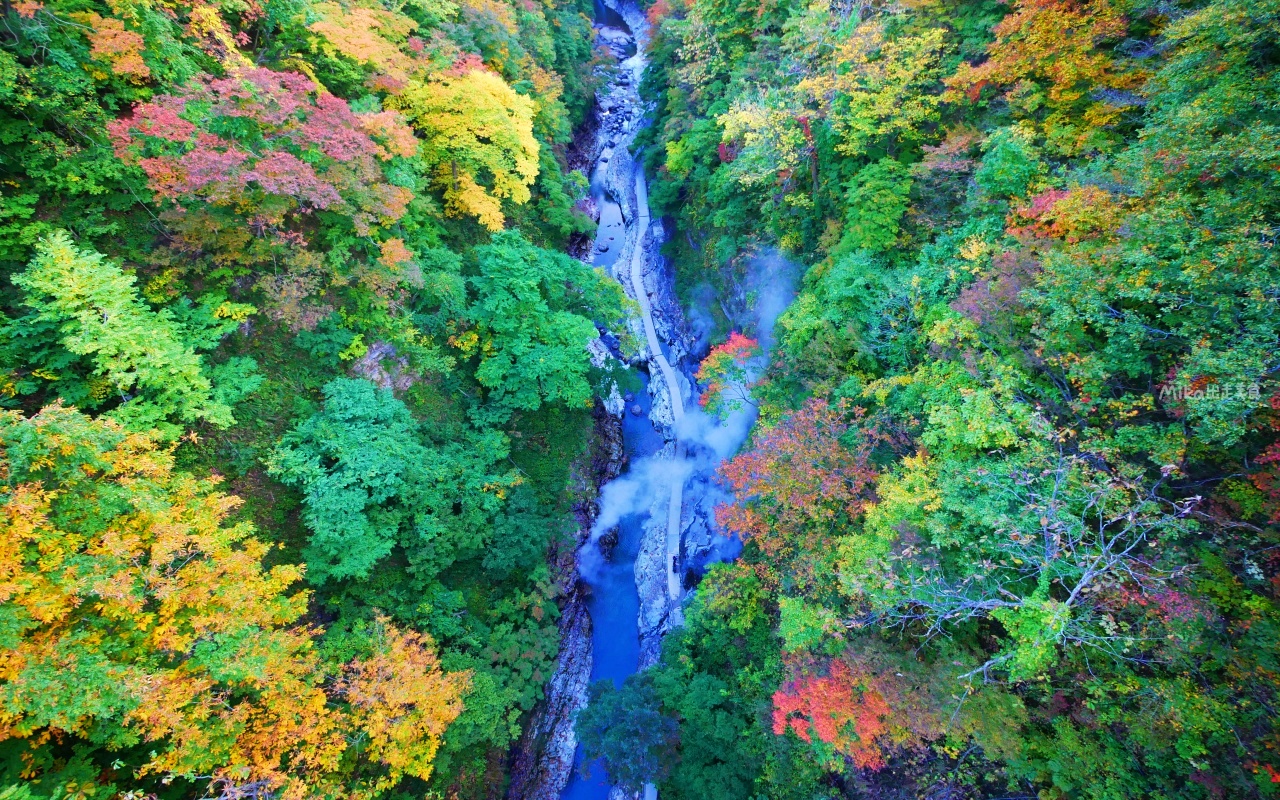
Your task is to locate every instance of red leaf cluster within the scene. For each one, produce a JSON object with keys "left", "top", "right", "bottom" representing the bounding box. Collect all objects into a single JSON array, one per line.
[
  {"left": 718, "top": 398, "right": 877, "bottom": 549},
  {"left": 696, "top": 331, "right": 759, "bottom": 409},
  {"left": 110, "top": 69, "right": 416, "bottom": 237},
  {"left": 772, "top": 661, "right": 892, "bottom": 770}
]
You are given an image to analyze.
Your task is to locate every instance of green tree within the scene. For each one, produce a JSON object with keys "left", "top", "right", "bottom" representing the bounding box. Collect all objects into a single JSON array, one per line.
[
  {"left": 464, "top": 230, "right": 625, "bottom": 416},
  {"left": 577, "top": 674, "right": 679, "bottom": 792},
  {"left": 267, "top": 378, "right": 517, "bottom": 583},
  {"left": 836, "top": 158, "right": 913, "bottom": 255},
  {"left": 8, "top": 232, "right": 257, "bottom": 435},
  {"left": 973, "top": 125, "right": 1045, "bottom": 200}
]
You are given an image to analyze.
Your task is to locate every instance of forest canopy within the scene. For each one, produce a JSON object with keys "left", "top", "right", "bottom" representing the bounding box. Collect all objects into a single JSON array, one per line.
[
  {"left": 3, "top": 0, "right": 1280, "bottom": 795},
  {"left": 0, "top": 0, "right": 614, "bottom": 794},
  {"left": 577, "top": 0, "right": 1280, "bottom": 796}
]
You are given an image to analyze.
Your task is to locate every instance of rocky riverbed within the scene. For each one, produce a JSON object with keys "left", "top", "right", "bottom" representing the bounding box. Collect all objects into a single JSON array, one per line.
[{"left": 505, "top": 2, "right": 695, "bottom": 796}]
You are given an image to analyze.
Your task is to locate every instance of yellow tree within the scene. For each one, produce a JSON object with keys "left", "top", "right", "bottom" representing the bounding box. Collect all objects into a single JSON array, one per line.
[
  {"left": 306, "top": 0, "right": 541, "bottom": 230},
  {"left": 392, "top": 65, "right": 539, "bottom": 230},
  {"left": 340, "top": 619, "right": 470, "bottom": 792},
  {"left": 308, "top": 1, "right": 421, "bottom": 82},
  {"left": 0, "top": 404, "right": 468, "bottom": 799},
  {"left": 944, "top": 0, "right": 1145, "bottom": 154},
  {"left": 792, "top": 19, "right": 946, "bottom": 159}
]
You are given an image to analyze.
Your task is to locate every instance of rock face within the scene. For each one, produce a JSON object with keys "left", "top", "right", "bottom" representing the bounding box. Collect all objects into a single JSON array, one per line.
[
  {"left": 348, "top": 341, "right": 417, "bottom": 392},
  {"left": 504, "top": 589, "right": 591, "bottom": 800},
  {"left": 505, "top": 404, "right": 624, "bottom": 800},
  {"left": 635, "top": 473, "right": 676, "bottom": 668},
  {"left": 588, "top": 337, "right": 626, "bottom": 418},
  {"left": 678, "top": 471, "right": 725, "bottom": 576}
]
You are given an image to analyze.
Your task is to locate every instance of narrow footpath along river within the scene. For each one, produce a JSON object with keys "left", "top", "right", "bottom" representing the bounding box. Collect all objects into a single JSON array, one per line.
[
  {"left": 562, "top": 2, "right": 684, "bottom": 798},
  {"left": 555, "top": 1, "right": 791, "bottom": 796}
]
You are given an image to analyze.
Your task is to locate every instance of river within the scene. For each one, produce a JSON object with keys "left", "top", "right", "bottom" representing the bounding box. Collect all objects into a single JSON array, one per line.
[
  {"left": 562, "top": 4, "right": 671, "bottom": 797},
  {"left": 547, "top": 2, "right": 788, "bottom": 796}
]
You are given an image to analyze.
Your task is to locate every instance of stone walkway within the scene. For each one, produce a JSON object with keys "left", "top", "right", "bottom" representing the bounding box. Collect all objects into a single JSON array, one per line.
[{"left": 628, "top": 172, "right": 685, "bottom": 605}]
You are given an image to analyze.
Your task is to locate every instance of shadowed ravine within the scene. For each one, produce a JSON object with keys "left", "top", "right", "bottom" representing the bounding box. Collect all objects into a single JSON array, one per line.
[{"left": 524, "top": 2, "right": 795, "bottom": 797}]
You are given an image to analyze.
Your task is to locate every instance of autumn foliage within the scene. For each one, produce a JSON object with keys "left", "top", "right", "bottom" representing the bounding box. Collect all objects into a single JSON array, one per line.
[
  {"left": 0, "top": 405, "right": 467, "bottom": 798},
  {"left": 696, "top": 331, "right": 761, "bottom": 416},
  {"left": 591, "top": 0, "right": 1280, "bottom": 793},
  {"left": 718, "top": 399, "right": 878, "bottom": 549},
  {"left": 391, "top": 67, "right": 540, "bottom": 231},
  {"left": 772, "top": 660, "right": 893, "bottom": 769},
  {"left": 339, "top": 621, "right": 470, "bottom": 790},
  {"left": 110, "top": 69, "right": 415, "bottom": 256},
  {"left": 78, "top": 12, "right": 150, "bottom": 81},
  {"left": 944, "top": 0, "right": 1144, "bottom": 152},
  {"left": 1248, "top": 393, "right": 1280, "bottom": 523},
  {"left": 0, "top": 0, "right": 609, "bottom": 794}
]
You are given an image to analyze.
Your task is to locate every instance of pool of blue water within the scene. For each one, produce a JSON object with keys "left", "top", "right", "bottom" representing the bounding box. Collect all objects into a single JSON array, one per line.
[{"left": 560, "top": 371, "right": 663, "bottom": 800}]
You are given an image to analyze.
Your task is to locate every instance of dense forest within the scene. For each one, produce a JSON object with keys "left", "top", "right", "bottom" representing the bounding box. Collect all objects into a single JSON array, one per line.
[
  {"left": 0, "top": 0, "right": 626, "bottom": 795},
  {"left": 576, "top": 0, "right": 1280, "bottom": 797},
  {"left": 2, "top": 0, "right": 1279, "bottom": 795}
]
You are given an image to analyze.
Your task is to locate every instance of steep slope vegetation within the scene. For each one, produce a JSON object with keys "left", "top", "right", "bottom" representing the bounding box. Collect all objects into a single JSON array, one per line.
[
  {"left": 578, "top": 0, "right": 1280, "bottom": 797},
  {"left": 0, "top": 0, "right": 627, "bottom": 796}
]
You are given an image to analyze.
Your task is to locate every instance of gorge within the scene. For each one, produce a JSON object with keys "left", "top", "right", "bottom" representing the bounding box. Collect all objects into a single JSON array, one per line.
[
  {"left": 510, "top": 2, "right": 790, "bottom": 795},
  {"left": 3, "top": 0, "right": 1277, "bottom": 795}
]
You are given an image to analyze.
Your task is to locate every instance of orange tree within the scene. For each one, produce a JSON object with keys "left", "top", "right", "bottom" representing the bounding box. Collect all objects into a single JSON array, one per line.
[{"left": 0, "top": 404, "right": 468, "bottom": 799}]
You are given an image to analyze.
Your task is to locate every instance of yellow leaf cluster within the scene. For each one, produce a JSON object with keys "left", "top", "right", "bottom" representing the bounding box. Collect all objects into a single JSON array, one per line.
[
  {"left": 70, "top": 12, "right": 151, "bottom": 82},
  {"left": 338, "top": 619, "right": 471, "bottom": 790},
  {"left": 457, "top": 0, "right": 518, "bottom": 35},
  {"left": 309, "top": 2, "right": 419, "bottom": 80},
  {"left": 186, "top": 3, "right": 252, "bottom": 70},
  {"left": 0, "top": 405, "right": 468, "bottom": 799},
  {"left": 392, "top": 68, "right": 539, "bottom": 230}
]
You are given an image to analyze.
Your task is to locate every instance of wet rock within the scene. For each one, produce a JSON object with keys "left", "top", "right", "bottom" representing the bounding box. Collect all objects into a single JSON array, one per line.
[
  {"left": 596, "top": 27, "right": 632, "bottom": 49},
  {"left": 603, "top": 384, "right": 625, "bottom": 418},
  {"left": 590, "top": 403, "right": 627, "bottom": 488},
  {"left": 630, "top": 403, "right": 643, "bottom": 416},
  {"left": 598, "top": 527, "right": 619, "bottom": 554},
  {"left": 587, "top": 338, "right": 625, "bottom": 417},
  {"left": 683, "top": 504, "right": 712, "bottom": 557},
  {"left": 647, "top": 372, "right": 675, "bottom": 432},
  {"left": 634, "top": 455, "right": 681, "bottom": 668},
  {"left": 504, "top": 588, "right": 591, "bottom": 800},
  {"left": 576, "top": 194, "right": 599, "bottom": 222}
]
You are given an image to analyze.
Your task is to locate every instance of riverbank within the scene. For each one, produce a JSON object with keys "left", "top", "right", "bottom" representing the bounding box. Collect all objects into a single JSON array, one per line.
[
  {"left": 507, "top": 3, "right": 690, "bottom": 796},
  {"left": 504, "top": 400, "right": 625, "bottom": 800}
]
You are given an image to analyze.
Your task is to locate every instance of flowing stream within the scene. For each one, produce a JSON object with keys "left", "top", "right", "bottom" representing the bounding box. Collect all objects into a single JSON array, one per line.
[
  {"left": 554, "top": 4, "right": 792, "bottom": 796},
  {"left": 561, "top": 4, "right": 680, "bottom": 798}
]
